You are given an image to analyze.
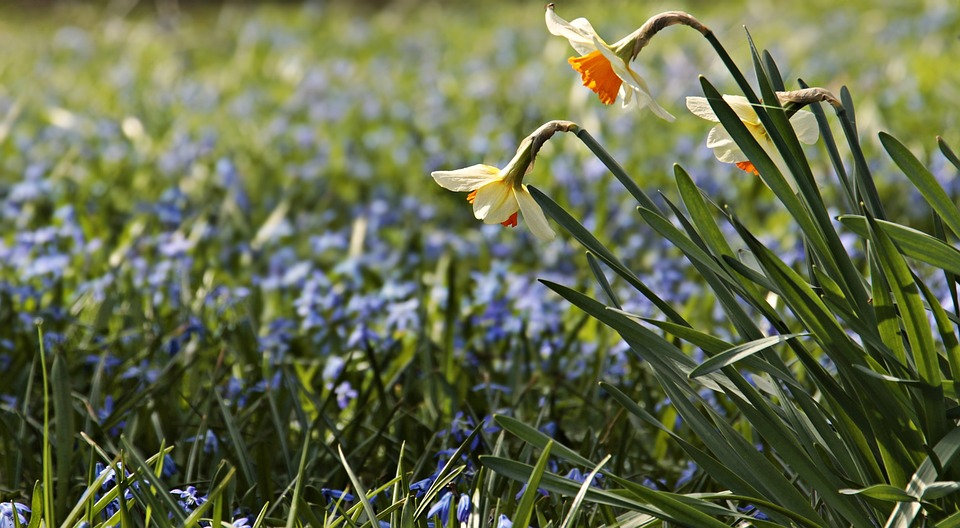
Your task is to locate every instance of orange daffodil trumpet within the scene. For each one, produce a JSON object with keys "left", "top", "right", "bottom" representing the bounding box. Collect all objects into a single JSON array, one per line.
[
  {"left": 686, "top": 93, "right": 819, "bottom": 187},
  {"left": 432, "top": 121, "right": 580, "bottom": 241},
  {"left": 545, "top": 4, "right": 674, "bottom": 120}
]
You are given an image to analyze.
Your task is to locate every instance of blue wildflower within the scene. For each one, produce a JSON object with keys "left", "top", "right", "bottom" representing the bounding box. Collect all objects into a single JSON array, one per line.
[
  {"left": 495, "top": 514, "right": 513, "bottom": 528},
  {"left": 426, "top": 491, "right": 453, "bottom": 527},
  {"left": 456, "top": 493, "right": 471, "bottom": 523},
  {"left": 321, "top": 488, "right": 355, "bottom": 504},
  {"left": 409, "top": 476, "right": 434, "bottom": 499},
  {"left": 564, "top": 468, "right": 603, "bottom": 488},
  {"left": 737, "top": 504, "right": 771, "bottom": 521},
  {"left": 185, "top": 430, "right": 219, "bottom": 454},
  {"left": 171, "top": 485, "right": 207, "bottom": 513},
  {"left": 514, "top": 482, "right": 549, "bottom": 501},
  {"left": 334, "top": 381, "right": 358, "bottom": 409},
  {"left": 0, "top": 502, "right": 30, "bottom": 528}
]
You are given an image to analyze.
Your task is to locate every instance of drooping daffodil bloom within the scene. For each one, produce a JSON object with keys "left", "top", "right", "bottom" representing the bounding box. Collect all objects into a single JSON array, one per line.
[
  {"left": 686, "top": 94, "right": 819, "bottom": 186},
  {"left": 432, "top": 131, "right": 556, "bottom": 241},
  {"left": 546, "top": 4, "right": 674, "bottom": 120}
]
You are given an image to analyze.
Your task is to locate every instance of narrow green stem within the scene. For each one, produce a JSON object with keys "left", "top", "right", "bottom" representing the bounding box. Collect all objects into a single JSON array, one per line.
[
  {"left": 704, "top": 31, "right": 761, "bottom": 105},
  {"left": 573, "top": 127, "right": 660, "bottom": 212},
  {"left": 38, "top": 322, "right": 55, "bottom": 528}
]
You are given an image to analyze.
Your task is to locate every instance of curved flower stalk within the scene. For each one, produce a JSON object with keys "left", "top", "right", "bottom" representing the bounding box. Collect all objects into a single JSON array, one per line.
[
  {"left": 545, "top": 4, "right": 674, "bottom": 120},
  {"left": 432, "top": 120, "right": 579, "bottom": 241},
  {"left": 686, "top": 92, "right": 820, "bottom": 188}
]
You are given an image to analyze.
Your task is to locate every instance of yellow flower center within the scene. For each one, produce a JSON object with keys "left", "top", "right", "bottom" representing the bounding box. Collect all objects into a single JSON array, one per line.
[{"left": 568, "top": 50, "right": 621, "bottom": 105}]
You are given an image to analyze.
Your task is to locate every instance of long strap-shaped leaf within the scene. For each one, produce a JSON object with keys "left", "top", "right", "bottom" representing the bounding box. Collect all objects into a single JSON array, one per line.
[
  {"left": 885, "top": 427, "right": 960, "bottom": 528},
  {"left": 840, "top": 215, "right": 960, "bottom": 276},
  {"left": 881, "top": 132, "right": 960, "bottom": 238},
  {"left": 865, "top": 213, "right": 947, "bottom": 445},
  {"left": 542, "top": 280, "right": 829, "bottom": 523},
  {"left": 529, "top": 185, "right": 688, "bottom": 325}
]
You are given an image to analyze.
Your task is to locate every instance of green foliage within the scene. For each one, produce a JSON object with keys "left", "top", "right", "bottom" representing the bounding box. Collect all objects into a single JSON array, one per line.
[{"left": 503, "top": 18, "right": 960, "bottom": 527}]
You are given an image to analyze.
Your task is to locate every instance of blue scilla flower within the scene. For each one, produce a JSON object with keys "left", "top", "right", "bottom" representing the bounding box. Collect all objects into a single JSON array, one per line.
[
  {"left": 426, "top": 491, "right": 453, "bottom": 527},
  {"left": 185, "top": 430, "right": 219, "bottom": 454},
  {"left": 96, "top": 396, "right": 126, "bottom": 436},
  {"left": 95, "top": 463, "right": 136, "bottom": 518},
  {"left": 171, "top": 485, "right": 207, "bottom": 513},
  {"left": 737, "top": 504, "right": 771, "bottom": 521},
  {"left": 564, "top": 468, "right": 603, "bottom": 488},
  {"left": 514, "top": 482, "right": 548, "bottom": 501},
  {"left": 455, "top": 494, "right": 470, "bottom": 523},
  {"left": 675, "top": 460, "right": 699, "bottom": 489},
  {"left": 0, "top": 502, "right": 30, "bottom": 528},
  {"left": 321, "top": 488, "right": 355, "bottom": 508},
  {"left": 347, "top": 323, "right": 380, "bottom": 349},
  {"left": 333, "top": 381, "right": 358, "bottom": 409},
  {"left": 495, "top": 514, "right": 513, "bottom": 528},
  {"left": 409, "top": 476, "right": 434, "bottom": 499},
  {"left": 162, "top": 454, "right": 178, "bottom": 478}
]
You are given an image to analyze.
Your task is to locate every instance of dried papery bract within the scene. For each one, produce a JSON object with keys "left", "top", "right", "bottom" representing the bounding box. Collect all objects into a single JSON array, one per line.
[{"left": 627, "top": 11, "right": 711, "bottom": 60}]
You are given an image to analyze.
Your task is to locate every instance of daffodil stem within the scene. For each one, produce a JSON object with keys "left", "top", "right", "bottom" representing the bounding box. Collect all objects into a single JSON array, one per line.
[{"left": 573, "top": 128, "right": 660, "bottom": 213}]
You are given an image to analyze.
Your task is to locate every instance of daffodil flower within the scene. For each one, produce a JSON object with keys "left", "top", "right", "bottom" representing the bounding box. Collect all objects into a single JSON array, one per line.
[
  {"left": 432, "top": 138, "right": 555, "bottom": 241},
  {"left": 546, "top": 5, "right": 674, "bottom": 120},
  {"left": 686, "top": 94, "right": 818, "bottom": 184}
]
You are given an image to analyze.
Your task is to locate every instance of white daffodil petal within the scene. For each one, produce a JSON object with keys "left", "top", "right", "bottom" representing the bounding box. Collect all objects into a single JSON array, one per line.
[
  {"left": 641, "top": 96, "right": 675, "bottom": 120},
  {"left": 706, "top": 126, "right": 737, "bottom": 150},
  {"left": 473, "top": 181, "right": 517, "bottom": 224},
  {"left": 790, "top": 110, "right": 820, "bottom": 145},
  {"left": 595, "top": 41, "right": 674, "bottom": 120},
  {"left": 545, "top": 9, "right": 598, "bottom": 54},
  {"left": 685, "top": 96, "right": 719, "bottom": 121},
  {"left": 432, "top": 164, "right": 501, "bottom": 192},
  {"left": 569, "top": 17, "right": 600, "bottom": 38},
  {"left": 517, "top": 186, "right": 555, "bottom": 241},
  {"left": 714, "top": 147, "right": 750, "bottom": 164}
]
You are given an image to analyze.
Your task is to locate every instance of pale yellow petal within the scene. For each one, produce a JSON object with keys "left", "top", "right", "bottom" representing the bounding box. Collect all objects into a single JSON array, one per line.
[
  {"left": 516, "top": 185, "right": 555, "bottom": 241},
  {"left": 722, "top": 94, "right": 761, "bottom": 125},
  {"left": 432, "top": 164, "right": 502, "bottom": 192},
  {"left": 790, "top": 110, "right": 820, "bottom": 145},
  {"left": 472, "top": 181, "right": 518, "bottom": 224}
]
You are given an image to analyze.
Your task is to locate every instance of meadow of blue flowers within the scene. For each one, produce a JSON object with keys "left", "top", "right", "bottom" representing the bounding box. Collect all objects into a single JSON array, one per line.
[{"left": 1, "top": 1, "right": 958, "bottom": 526}]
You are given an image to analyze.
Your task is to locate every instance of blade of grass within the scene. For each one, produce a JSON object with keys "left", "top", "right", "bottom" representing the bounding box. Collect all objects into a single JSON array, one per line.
[
  {"left": 558, "top": 455, "right": 611, "bottom": 528},
  {"left": 338, "top": 444, "right": 379, "bottom": 528},
  {"left": 512, "top": 440, "right": 552, "bottom": 528}
]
